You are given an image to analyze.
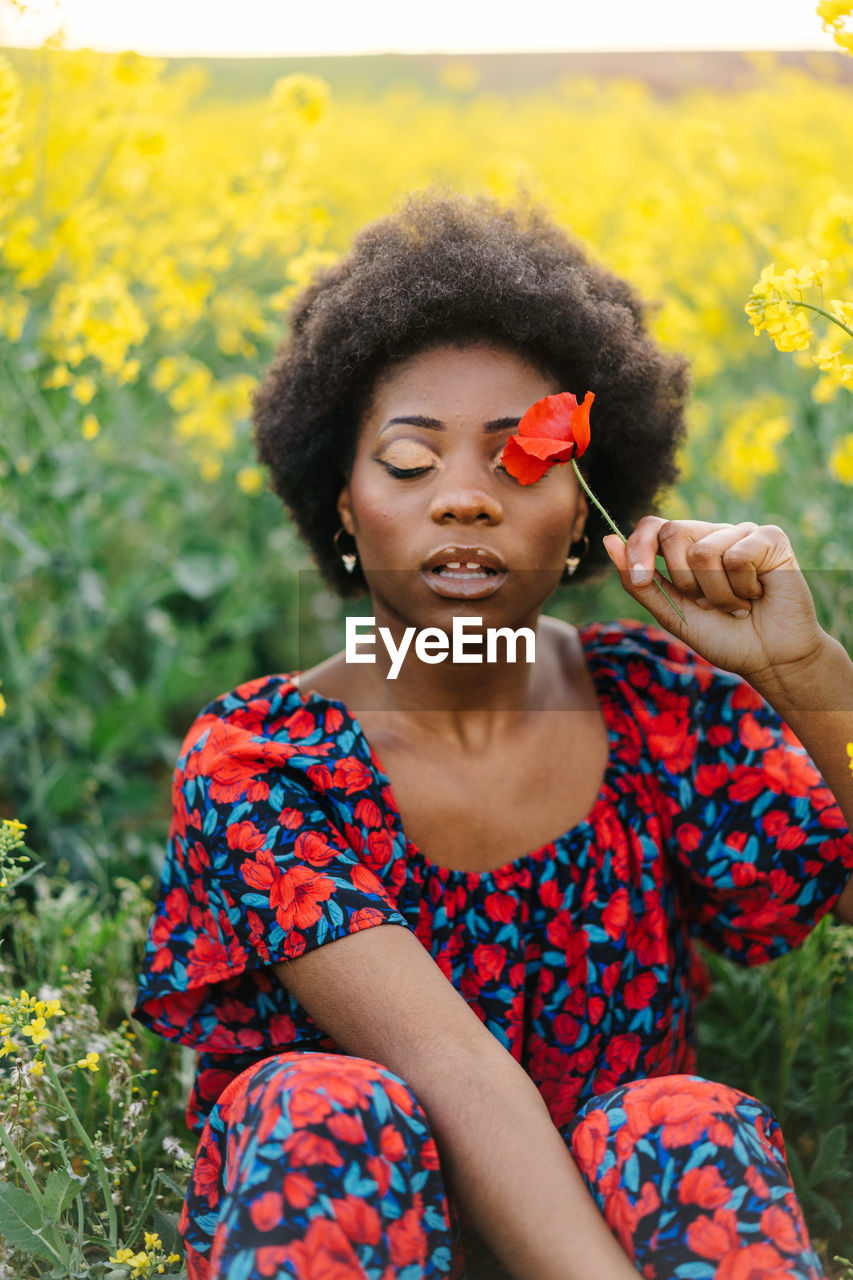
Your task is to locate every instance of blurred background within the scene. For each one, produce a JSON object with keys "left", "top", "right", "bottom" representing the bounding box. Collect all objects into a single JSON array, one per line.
[{"left": 1, "top": 1, "right": 853, "bottom": 1269}]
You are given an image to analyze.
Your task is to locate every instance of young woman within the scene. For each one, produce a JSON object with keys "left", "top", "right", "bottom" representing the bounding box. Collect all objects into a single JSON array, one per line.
[{"left": 133, "top": 192, "right": 853, "bottom": 1280}]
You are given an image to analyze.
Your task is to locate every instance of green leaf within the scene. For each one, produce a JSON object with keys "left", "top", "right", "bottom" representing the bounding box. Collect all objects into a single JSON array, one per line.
[
  {"left": 152, "top": 1205, "right": 182, "bottom": 1254},
  {"left": 807, "top": 1123, "right": 848, "bottom": 1190},
  {"left": 0, "top": 1180, "right": 65, "bottom": 1263},
  {"left": 42, "top": 1166, "right": 87, "bottom": 1220}
]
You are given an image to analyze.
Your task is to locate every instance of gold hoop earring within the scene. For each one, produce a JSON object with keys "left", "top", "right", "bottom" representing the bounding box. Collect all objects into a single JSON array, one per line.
[
  {"left": 333, "top": 527, "right": 358, "bottom": 574},
  {"left": 564, "top": 533, "right": 589, "bottom": 577}
]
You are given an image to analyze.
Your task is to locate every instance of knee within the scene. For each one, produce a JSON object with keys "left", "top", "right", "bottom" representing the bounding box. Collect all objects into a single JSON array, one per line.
[
  {"left": 571, "top": 1075, "right": 784, "bottom": 1179},
  {"left": 216, "top": 1050, "right": 428, "bottom": 1135}
]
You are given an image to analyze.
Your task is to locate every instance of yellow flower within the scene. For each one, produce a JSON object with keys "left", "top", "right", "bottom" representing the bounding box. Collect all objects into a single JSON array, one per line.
[
  {"left": 830, "top": 432, "right": 853, "bottom": 485},
  {"left": 847, "top": 743, "right": 853, "bottom": 774},
  {"left": 43, "top": 998, "right": 65, "bottom": 1019},
  {"left": 81, "top": 413, "right": 101, "bottom": 441},
  {"left": 167, "top": 1256, "right": 181, "bottom": 1265},
  {"left": 42, "top": 364, "right": 73, "bottom": 390},
  {"left": 0, "top": 1036, "right": 16, "bottom": 1058},
  {"left": 29, "top": 1058, "right": 45, "bottom": 1077},
  {"left": 71, "top": 376, "right": 97, "bottom": 406},
  {"left": 144, "top": 1232, "right": 162, "bottom": 1251},
  {"left": 237, "top": 466, "right": 265, "bottom": 496},
  {"left": 0, "top": 691, "right": 5, "bottom": 716},
  {"left": 109, "top": 1249, "right": 135, "bottom": 1265},
  {"left": 21, "top": 1016, "right": 49, "bottom": 1044},
  {"left": 76, "top": 1051, "right": 100, "bottom": 1071}
]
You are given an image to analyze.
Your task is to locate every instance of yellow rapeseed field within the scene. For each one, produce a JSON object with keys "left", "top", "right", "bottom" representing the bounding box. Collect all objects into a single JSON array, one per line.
[{"left": 1, "top": 26, "right": 851, "bottom": 499}]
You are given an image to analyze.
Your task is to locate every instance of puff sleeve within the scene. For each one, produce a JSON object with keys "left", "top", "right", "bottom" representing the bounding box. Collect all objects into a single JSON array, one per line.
[{"left": 131, "top": 676, "right": 412, "bottom": 1055}]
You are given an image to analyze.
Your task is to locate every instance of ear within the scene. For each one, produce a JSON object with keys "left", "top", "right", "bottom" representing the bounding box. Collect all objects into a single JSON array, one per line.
[{"left": 337, "top": 484, "right": 355, "bottom": 536}]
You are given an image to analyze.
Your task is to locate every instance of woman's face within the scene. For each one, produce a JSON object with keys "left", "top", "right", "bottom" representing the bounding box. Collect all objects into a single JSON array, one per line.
[{"left": 337, "top": 341, "right": 588, "bottom": 631}]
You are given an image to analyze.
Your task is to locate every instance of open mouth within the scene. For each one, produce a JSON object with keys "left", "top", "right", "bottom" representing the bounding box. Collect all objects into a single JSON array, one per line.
[{"left": 431, "top": 562, "right": 499, "bottom": 580}]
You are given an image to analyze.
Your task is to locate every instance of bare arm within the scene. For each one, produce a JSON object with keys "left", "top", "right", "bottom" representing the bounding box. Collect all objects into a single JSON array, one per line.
[{"left": 273, "top": 925, "right": 638, "bottom": 1280}]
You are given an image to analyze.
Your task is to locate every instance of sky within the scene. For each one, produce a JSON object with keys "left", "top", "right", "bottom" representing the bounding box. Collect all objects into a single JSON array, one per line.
[{"left": 0, "top": 0, "right": 844, "bottom": 56}]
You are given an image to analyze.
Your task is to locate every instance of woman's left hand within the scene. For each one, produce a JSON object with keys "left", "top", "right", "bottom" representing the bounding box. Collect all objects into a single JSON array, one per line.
[{"left": 603, "top": 518, "right": 828, "bottom": 697}]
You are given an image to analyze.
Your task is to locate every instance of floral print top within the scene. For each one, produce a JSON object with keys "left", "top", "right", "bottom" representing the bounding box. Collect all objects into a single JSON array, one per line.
[{"left": 132, "top": 621, "right": 853, "bottom": 1137}]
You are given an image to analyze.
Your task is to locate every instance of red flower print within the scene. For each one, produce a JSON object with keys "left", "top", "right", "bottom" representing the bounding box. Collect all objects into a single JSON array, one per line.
[
  {"left": 678, "top": 1165, "right": 731, "bottom": 1210},
  {"left": 695, "top": 763, "right": 730, "bottom": 796},
  {"left": 571, "top": 1108, "right": 610, "bottom": 1175},
  {"left": 716, "top": 1242, "right": 794, "bottom": 1280},
  {"left": 306, "top": 763, "right": 334, "bottom": 791},
  {"left": 626, "top": 898, "right": 669, "bottom": 966},
  {"left": 226, "top": 820, "right": 266, "bottom": 853},
  {"left": 686, "top": 1207, "right": 741, "bottom": 1260},
  {"left": 283, "top": 707, "right": 316, "bottom": 739},
  {"left": 473, "top": 943, "right": 506, "bottom": 982},
  {"left": 282, "top": 1130, "right": 345, "bottom": 1168},
  {"left": 326, "top": 1112, "right": 367, "bottom": 1145},
  {"left": 739, "top": 714, "right": 775, "bottom": 751},
  {"left": 350, "top": 906, "right": 389, "bottom": 932},
  {"left": 186, "top": 934, "right": 243, "bottom": 985},
  {"left": 367, "top": 1153, "right": 391, "bottom": 1197},
  {"left": 333, "top": 756, "right": 373, "bottom": 793},
  {"left": 294, "top": 830, "right": 339, "bottom": 866},
  {"left": 499, "top": 390, "right": 594, "bottom": 485},
  {"left": 606, "top": 1033, "right": 642, "bottom": 1074},
  {"left": 676, "top": 823, "right": 703, "bottom": 852},
  {"left": 602, "top": 887, "right": 631, "bottom": 940},
  {"left": 249, "top": 1189, "right": 284, "bottom": 1232},
  {"left": 759, "top": 1204, "right": 805, "bottom": 1254},
  {"left": 241, "top": 849, "right": 336, "bottom": 933},
  {"left": 762, "top": 746, "right": 820, "bottom": 796},
  {"left": 283, "top": 1171, "right": 316, "bottom": 1208},
  {"left": 380, "top": 1124, "right": 408, "bottom": 1162},
  {"left": 623, "top": 971, "right": 658, "bottom": 1010},
  {"left": 288, "top": 1086, "right": 334, "bottom": 1128},
  {"left": 354, "top": 797, "right": 383, "bottom": 828},
  {"left": 363, "top": 828, "right": 394, "bottom": 871},
  {"left": 484, "top": 890, "right": 517, "bottom": 923},
  {"left": 279, "top": 807, "right": 304, "bottom": 829},
  {"left": 331, "top": 1195, "right": 382, "bottom": 1245},
  {"left": 278, "top": 1216, "right": 364, "bottom": 1280},
  {"left": 388, "top": 1198, "right": 428, "bottom": 1268},
  {"left": 190, "top": 1142, "right": 222, "bottom": 1207}
]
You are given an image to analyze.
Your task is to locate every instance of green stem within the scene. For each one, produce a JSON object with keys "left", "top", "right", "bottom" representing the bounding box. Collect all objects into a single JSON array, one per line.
[
  {"left": 571, "top": 459, "right": 686, "bottom": 623},
  {"left": 42, "top": 1057, "right": 118, "bottom": 1248},
  {"left": 0, "top": 1116, "right": 71, "bottom": 1269},
  {"left": 792, "top": 300, "right": 853, "bottom": 341},
  {"left": 0, "top": 1114, "right": 45, "bottom": 1202}
]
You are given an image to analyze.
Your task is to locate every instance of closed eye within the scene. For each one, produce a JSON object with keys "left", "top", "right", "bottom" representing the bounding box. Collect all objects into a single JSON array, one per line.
[{"left": 381, "top": 462, "right": 433, "bottom": 478}]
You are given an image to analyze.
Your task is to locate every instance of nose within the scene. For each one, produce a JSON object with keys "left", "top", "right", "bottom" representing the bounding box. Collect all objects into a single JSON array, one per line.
[{"left": 428, "top": 467, "right": 503, "bottom": 525}]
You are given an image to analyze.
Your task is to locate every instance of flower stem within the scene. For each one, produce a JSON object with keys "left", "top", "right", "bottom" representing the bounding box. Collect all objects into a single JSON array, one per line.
[
  {"left": 792, "top": 300, "right": 853, "bottom": 341},
  {"left": 42, "top": 1055, "right": 119, "bottom": 1248},
  {"left": 571, "top": 460, "right": 686, "bottom": 624}
]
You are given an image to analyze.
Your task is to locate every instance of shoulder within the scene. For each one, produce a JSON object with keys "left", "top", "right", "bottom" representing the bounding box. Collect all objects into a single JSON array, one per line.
[{"left": 173, "top": 672, "right": 389, "bottom": 813}]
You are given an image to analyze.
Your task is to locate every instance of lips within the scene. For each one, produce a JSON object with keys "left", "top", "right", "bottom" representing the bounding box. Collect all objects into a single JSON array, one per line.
[
  {"left": 422, "top": 545, "right": 507, "bottom": 575},
  {"left": 420, "top": 545, "right": 508, "bottom": 599}
]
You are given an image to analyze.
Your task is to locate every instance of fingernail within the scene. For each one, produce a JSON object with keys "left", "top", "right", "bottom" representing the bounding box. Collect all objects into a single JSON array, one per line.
[
  {"left": 732, "top": 608, "right": 750, "bottom": 619},
  {"left": 630, "top": 564, "right": 651, "bottom": 584}
]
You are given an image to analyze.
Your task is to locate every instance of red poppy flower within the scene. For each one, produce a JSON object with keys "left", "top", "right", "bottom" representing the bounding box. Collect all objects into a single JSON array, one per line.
[{"left": 500, "top": 391, "right": 595, "bottom": 484}]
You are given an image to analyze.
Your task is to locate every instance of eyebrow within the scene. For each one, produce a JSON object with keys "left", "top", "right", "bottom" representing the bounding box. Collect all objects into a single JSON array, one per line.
[{"left": 378, "top": 415, "right": 521, "bottom": 436}]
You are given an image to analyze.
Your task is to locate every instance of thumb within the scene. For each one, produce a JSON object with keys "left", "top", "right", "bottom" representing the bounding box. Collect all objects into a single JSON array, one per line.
[{"left": 602, "top": 535, "right": 687, "bottom": 632}]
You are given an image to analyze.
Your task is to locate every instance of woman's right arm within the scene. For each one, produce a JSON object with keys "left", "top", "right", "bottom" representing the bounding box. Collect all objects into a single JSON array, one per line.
[{"left": 273, "top": 926, "right": 637, "bottom": 1280}]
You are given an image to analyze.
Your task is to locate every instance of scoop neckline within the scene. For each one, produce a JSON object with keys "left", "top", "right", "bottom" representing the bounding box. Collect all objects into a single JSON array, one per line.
[{"left": 285, "top": 621, "right": 618, "bottom": 882}]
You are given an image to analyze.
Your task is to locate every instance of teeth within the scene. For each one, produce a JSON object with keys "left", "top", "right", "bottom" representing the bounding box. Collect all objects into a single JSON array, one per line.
[
  {"left": 465, "top": 562, "right": 481, "bottom": 569},
  {"left": 445, "top": 561, "right": 461, "bottom": 569}
]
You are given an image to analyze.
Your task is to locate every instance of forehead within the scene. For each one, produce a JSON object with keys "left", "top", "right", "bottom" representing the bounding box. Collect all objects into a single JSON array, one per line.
[{"left": 363, "top": 342, "right": 561, "bottom": 425}]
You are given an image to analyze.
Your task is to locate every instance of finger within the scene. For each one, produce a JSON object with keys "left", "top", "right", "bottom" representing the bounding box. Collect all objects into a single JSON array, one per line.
[
  {"left": 624, "top": 517, "right": 729, "bottom": 597},
  {"left": 603, "top": 534, "right": 690, "bottom": 634},
  {"left": 685, "top": 523, "right": 763, "bottom": 611}
]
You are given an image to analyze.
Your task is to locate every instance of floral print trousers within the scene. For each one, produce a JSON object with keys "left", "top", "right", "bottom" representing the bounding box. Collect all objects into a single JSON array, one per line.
[{"left": 179, "top": 1051, "right": 825, "bottom": 1280}]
